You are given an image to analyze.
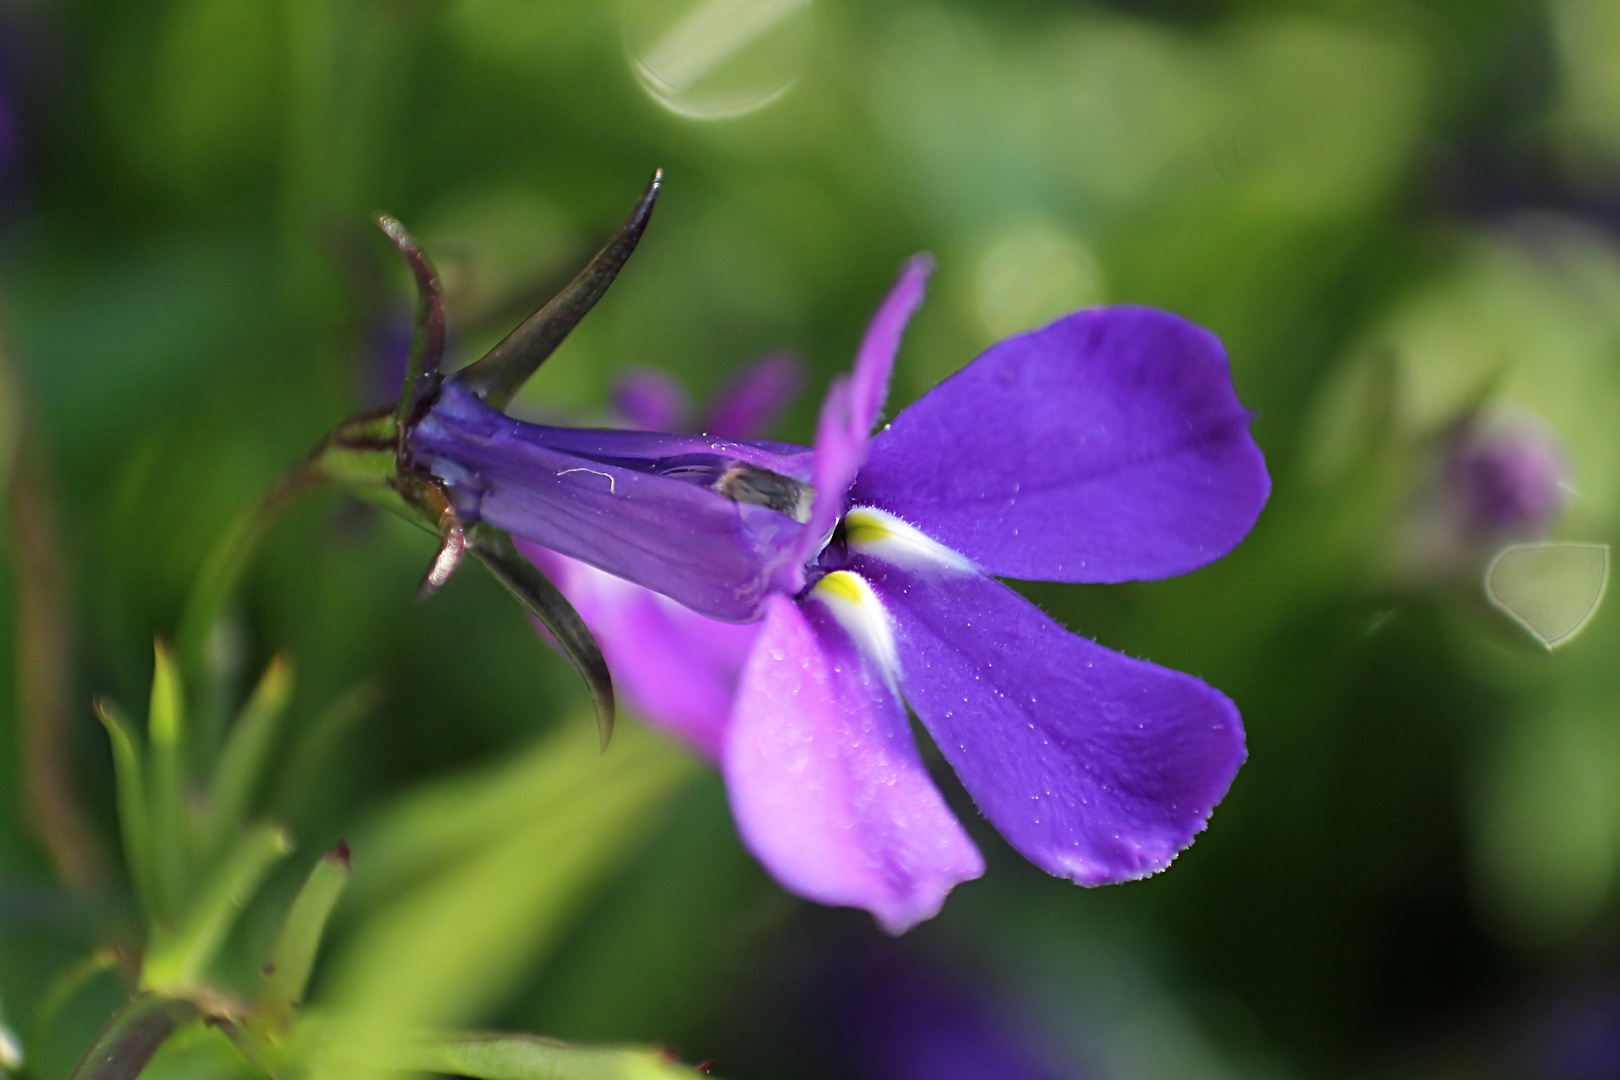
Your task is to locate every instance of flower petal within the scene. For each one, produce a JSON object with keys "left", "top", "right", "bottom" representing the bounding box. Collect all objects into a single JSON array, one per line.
[
  {"left": 724, "top": 593, "right": 984, "bottom": 933},
  {"left": 613, "top": 367, "right": 691, "bottom": 431},
  {"left": 518, "top": 542, "right": 757, "bottom": 759},
  {"left": 852, "top": 306, "right": 1270, "bottom": 583},
  {"left": 857, "top": 553, "right": 1246, "bottom": 885},
  {"left": 794, "top": 257, "right": 934, "bottom": 572},
  {"left": 702, "top": 353, "right": 805, "bottom": 440},
  {"left": 412, "top": 384, "right": 811, "bottom": 621}
]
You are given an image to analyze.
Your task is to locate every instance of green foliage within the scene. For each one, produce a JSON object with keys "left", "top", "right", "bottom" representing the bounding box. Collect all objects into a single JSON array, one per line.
[{"left": 5, "top": 0, "right": 1620, "bottom": 1076}]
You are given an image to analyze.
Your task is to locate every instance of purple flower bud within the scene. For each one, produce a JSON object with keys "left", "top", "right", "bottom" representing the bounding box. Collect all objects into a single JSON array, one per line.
[
  {"left": 613, "top": 367, "right": 691, "bottom": 431},
  {"left": 1449, "top": 423, "right": 1569, "bottom": 540}
]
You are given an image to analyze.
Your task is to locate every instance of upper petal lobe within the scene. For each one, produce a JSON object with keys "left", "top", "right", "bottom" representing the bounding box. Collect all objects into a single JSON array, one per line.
[
  {"left": 858, "top": 553, "right": 1246, "bottom": 885},
  {"left": 852, "top": 306, "right": 1270, "bottom": 584},
  {"left": 794, "top": 256, "right": 934, "bottom": 574},
  {"left": 723, "top": 594, "right": 984, "bottom": 933}
]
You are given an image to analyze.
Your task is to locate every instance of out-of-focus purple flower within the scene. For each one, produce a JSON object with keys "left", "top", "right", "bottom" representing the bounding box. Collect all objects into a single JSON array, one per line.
[
  {"left": 614, "top": 353, "right": 803, "bottom": 437},
  {"left": 614, "top": 367, "right": 691, "bottom": 431},
  {"left": 507, "top": 258, "right": 1269, "bottom": 931},
  {"left": 813, "top": 939, "right": 1078, "bottom": 1080},
  {"left": 1392, "top": 419, "right": 1570, "bottom": 579},
  {"left": 1450, "top": 423, "right": 1568, "bottom": 539}
]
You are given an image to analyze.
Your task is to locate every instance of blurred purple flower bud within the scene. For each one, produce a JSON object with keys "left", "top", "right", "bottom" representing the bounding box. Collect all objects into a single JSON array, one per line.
[
  {"left": 818, "top": 941, "right": 1077, "bottom": 1080},
  {"left": 614, "top": 367, "right": 692, "bottom": 431},
  {"left": 700, "top": 353, "right": 803, "bottom": 440},
  {"left": 1394, "top": 419, "right": 1571, "bottom": 580},
  {"left": 1450, "top": 423, "right": 1569, "bottom": 540}
]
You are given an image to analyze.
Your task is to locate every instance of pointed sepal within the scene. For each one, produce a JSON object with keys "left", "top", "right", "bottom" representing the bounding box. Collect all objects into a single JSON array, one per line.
[
  {"left": 453, "top": 170, "right": 662, "bottom": 411},
  {"left": 376, "top": 214, "right": 448, "bottom": 428},
  {"left": 466, "top": 525, "right": 616, "bottom": 747}
]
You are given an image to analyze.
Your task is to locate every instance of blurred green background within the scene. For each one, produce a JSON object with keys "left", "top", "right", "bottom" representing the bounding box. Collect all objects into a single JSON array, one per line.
[{"left": 3, "top": 0, "right": 1620, "bottom": 1076}]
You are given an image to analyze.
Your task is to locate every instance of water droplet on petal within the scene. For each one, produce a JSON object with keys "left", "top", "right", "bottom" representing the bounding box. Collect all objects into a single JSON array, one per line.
[{"left": 622, "top": 0, "right": 813, "bottom": 120}]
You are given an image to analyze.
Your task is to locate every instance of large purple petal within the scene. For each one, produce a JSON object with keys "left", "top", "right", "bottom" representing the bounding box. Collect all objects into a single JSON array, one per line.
[
  {"left": 412, "top": 384, "right": 812, "bottom": 621},
  {"left": 724, "top": 593, "right": 984, "bottom": 933},
  {"left": 519, "top": 541, "right": 757, "bottom": 759},
  {"left": 793, "top": 257, "right": 934, "bottom": 571},
  {"left": 851, "top": 306, "right": 1269, "bottom": 584},
  {"left": 856, "top": 552, "right": 1245, "bottom": 885}
]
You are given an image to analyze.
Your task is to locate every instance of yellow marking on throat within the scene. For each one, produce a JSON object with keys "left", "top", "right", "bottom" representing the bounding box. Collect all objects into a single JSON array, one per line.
[
  {"left": 812, "top": 569, "right": 866, "bottom": 604},
  {"left": 842, "top": 509, "right": 893, "bottom": 549}
]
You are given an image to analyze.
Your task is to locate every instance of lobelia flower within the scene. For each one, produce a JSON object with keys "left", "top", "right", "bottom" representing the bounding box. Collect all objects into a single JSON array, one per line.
[
  {"left": 314, "top": 174, "right": 1269, "bottom": 930},
  {"left": 525, "top": 265, "right": 1270, "bottom": 931}
]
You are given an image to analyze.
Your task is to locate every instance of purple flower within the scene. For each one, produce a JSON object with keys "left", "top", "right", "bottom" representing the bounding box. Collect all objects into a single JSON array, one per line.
[
  {"left": 1391, "top": 418, "right": 1571, "bottom": 580},
  {"left": 513, "top": 259, "right": 1270, "bottom": 931},
  {"left": 325, "top": 177, "right": 1266, "bottom": 928},
  {"left": 1449, "top": 422, "right": 1568, "bottom": 540}
]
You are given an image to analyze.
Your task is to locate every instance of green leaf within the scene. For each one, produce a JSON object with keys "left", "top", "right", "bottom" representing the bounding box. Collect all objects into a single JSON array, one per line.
[
  {"left": 142, "top": 824, "right": 292, "bottom": 991},
  {"left": 256, "top": 842, "right": 352, "bottom": 1034},
  {"left": 452, "top": 171, "right": 660, "bottom": 411},
  {"left": 307, "top": 722, "right": 696, "bottom": 1078},
  {"left": 204, "top": 654, "right": 294, "bottom": 860},
  {"left": 270, "top": 679, "right": 380, "bottom": 823},
  {"left": 467, "top": 525, "right": 614, "bottom": 747},
  {"left": 94, "top": 701, "right": 157, "bottom": 918},
  {"left": 174, "top": 463, "right": 324, "bottom": 695},
  {"left": 146, "top": 642, "right": 191, "bottom": 921},
  {"left": 349, "top": 717, "right": 656, "bottom": 907},
  {"left": 390, "top": 1031, "right": 709, "bottom": 1080},
  {"left": 65, "top": 994, "right": 199, "bottom": 1080},
  {"left": 31, "top": 948, "right": 122, "bottom": 1054}
]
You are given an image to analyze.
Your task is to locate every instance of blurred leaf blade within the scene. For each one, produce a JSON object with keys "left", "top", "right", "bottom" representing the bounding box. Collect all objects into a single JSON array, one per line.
[
  {"left": 146, "top": 641, "right": 190, "bottom": 920},
  {"left": 94, "top": 700, "right": 157, "bottom": 917},
  {"left": 310, "top": 721, "right": 697, "bottom": 1077},
  {"left": 392, "top": 1030, "right": 709, "bottom": 1080},
  {"left": 142, "top": 824, "right": 292, "bottom": 991},
  {"left": 257, "top": 842, "right": 353, "bottom": 1034},
  {"left": 205, "top": 654, "right": 295, "bottom": 859}
]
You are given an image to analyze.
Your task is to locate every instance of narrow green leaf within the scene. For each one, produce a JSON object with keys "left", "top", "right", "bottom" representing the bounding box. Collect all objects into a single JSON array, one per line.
[
  {"left": 311, "top": 723, "right": 695, "bottom": 1075},
  {"left": 394, "top": 1031, "right": 707, "bottom": 1080},
  {"left": 270, "top": 679, "right": 380, "bottom": 822},
  {"left": 65, "top": 994, "right": 198, "bottom": 1080},
  {"left": 142, "top": 825, "right": 292, "bottom": 991},
  {"left": 146, "top": 641, "right": 190, "bottom": 921},
  {"left": 453, "top": 170, "right": 661, "bottom": 411},
  {"left": 257, "top": 842, "right": 352, "bottom": 1034},
  {"left": 94, "top": 701, "right": 156, "bottom": 917},
  {"left": 468, "top": 525, "right": 614, "bottom": 747},
  {"left": 30, "top": 948, "right": 121, "bottom": 1052},
  {"left": 205, "top": 655, "right": 294, "bottom": 860},
  {"left": 174, "top": 463, "right": 324, "bottom": 690}
]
